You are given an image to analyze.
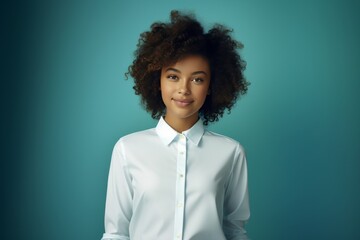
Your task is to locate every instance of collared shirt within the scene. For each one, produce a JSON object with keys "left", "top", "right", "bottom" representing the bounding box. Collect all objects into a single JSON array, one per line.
[{"left": 101, "top": 117, "right": 250, "bottom": 240}]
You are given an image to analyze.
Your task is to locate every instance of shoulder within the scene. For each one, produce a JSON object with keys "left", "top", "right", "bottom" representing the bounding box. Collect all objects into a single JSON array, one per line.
[
  {"left": 114, "top": 128, "right": 157, "bottom": 149},
  {"left": 204, "top": 130, "right": 246, "bottom": 154},
  {"left": 204, "top": 130, "right": 244, "bottom": 148}
]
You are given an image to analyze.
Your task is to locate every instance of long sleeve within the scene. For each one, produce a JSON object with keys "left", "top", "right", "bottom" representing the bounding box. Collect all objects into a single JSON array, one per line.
[
  {"left": 223, "top": 144, "right": 250, "bottom": 240},
  {"left": 101, "top": 140, "right": 133, "bottom": 240}
]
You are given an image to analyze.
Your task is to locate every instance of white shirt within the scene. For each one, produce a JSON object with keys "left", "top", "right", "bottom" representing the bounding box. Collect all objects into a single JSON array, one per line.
[{"left": 101, "top": 117, "right": 250, "bottom": 240}]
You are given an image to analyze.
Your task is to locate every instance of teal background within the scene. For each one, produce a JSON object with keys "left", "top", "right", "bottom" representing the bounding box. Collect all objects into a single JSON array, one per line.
[{"left": 5, "top": 0, "right": 360, "bottom": 239}]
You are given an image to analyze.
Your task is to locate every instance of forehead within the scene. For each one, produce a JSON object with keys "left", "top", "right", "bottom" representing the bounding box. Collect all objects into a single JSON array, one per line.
[{"left": 163, "top": 55, "right": 210, "bottom": 72}]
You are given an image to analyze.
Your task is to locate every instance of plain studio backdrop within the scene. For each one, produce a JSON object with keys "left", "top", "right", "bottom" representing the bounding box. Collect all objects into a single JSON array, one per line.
[{"left": 4, "top": 0, "right": 360, "bottom": 239}]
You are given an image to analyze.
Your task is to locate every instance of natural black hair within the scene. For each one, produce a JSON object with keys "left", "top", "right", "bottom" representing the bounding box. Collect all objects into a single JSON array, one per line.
[{"left": 127, "top": 10, "right": 249, "bottom": 125}]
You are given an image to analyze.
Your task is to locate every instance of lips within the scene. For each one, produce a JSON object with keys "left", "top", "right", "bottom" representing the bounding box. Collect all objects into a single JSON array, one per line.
[{"left": 172, "top": 98, "right": 194, "bottom": 107}]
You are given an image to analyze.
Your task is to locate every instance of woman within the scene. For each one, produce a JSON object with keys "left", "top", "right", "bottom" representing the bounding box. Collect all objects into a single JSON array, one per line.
[{"left": 101, "top": 10, "right": 250, "bottom": 240}]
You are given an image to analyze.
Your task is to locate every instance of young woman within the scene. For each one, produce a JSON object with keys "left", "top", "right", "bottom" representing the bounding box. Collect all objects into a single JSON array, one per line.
[{"left": 101, "top": 10, "right": 250, "bottom": 240}]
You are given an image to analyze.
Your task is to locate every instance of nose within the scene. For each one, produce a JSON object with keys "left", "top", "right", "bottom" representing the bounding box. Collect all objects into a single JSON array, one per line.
[{"left": 177, "top": 79, "right": 190, "bottom": 95}]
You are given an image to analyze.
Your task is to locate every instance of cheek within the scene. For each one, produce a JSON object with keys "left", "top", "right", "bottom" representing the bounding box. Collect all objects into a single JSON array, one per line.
[
  {"left": 160, "top": 82, "right": 172, "bottom": 102},
  {"left": 160, "top": 84, "right": 171, "bottom": 97},
  {"left": 160, "top": 77, "right": 171, "bottom": 92},
  {"left": 197, "top": 87, "right": 210, "bottom": 100}
]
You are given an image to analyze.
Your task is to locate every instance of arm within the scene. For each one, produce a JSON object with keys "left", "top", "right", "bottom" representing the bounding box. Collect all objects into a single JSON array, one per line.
[
  {"left": 223, "top": 144, "right": 250, "bottom": 240},
  {"left": 101, "top": 140, "right": 133, "bottom": 240}
]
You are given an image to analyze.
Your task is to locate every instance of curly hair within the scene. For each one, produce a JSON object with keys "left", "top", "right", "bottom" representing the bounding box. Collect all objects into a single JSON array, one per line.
[{"left": 127, "top": 10, "right": 249, "bottom": 125}]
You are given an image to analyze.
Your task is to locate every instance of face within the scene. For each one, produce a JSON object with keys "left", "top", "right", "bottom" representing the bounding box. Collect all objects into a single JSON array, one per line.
[{"left": 160, "top": 55, "right": 211, "bottom": 126}]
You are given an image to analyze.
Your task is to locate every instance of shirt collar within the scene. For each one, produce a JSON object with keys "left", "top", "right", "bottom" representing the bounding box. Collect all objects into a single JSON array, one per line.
[{"left": 156, "top": 117, "right": 205, "bottom": 146}]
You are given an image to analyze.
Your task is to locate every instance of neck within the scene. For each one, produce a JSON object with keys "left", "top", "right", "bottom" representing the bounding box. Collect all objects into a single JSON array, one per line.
[{"left": 163, "top": 115, "right": 199, "bottom": 133}]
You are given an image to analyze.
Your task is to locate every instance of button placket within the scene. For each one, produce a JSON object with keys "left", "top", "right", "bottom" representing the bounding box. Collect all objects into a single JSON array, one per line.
[{"left": 173, "top": 134, "right": 187, "bottom": 240}]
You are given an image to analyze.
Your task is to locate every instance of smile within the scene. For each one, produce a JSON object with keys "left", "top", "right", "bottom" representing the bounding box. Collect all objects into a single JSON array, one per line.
[{"left": 172, "top": 98, "right": 194, "bottom": 107}]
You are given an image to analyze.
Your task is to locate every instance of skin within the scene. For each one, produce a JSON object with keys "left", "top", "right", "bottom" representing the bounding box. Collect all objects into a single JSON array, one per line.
[{"left": 160, "top": 55, "right": 211, "bottom": 133}]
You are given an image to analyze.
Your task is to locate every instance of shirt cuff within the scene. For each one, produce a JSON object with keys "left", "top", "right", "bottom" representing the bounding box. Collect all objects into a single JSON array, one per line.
[{"left": 101, "top": 233, "right": 130, "bottom": 240}]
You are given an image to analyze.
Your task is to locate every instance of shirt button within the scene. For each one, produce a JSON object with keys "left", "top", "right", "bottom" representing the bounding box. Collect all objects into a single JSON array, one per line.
[
  {"left": 177, "top": 202, "right": 183, "bottom": 207},
  {"left": 179, "top": 151, "right": 184, "bottom": 155},
  {"left": 179, "top": 174, "right": 183, "bottom": 178}
]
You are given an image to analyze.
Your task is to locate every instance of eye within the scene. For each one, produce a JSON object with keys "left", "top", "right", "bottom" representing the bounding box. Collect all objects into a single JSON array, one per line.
[
  {"left": 192, "top": 77, "right": 204, "bottom": 84},
  {"left": 167, "top": 75, "right": 179, "bottom": 81}
]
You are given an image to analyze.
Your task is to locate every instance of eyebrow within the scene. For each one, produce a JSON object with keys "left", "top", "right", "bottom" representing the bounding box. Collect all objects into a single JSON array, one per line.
[{"left": 165, "top": 67, "right": 208, "bottom": 76}]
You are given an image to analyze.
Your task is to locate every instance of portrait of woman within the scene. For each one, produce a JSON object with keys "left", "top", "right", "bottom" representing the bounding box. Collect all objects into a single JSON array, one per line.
[{"left": 101, "top": 10, "right": 250, "bottom": 240}]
